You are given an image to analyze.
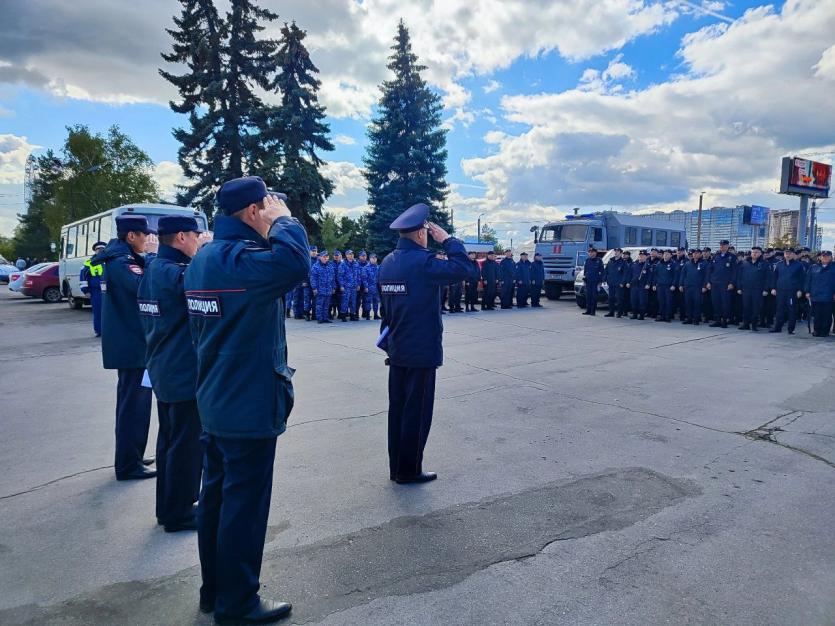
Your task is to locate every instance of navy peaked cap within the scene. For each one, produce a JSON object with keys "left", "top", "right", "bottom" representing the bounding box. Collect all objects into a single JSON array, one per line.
[
  {"left": 390, "top": 203, "right": 429, "bottom": 232},
  {"left": 116, "top": 215, "right": 155, "bottom": 236},
  {"left": 157, "top": 215, "right": 203, "bottom": 236},
  {"left": 217, "top": 176, "right": 268, "bottom": 216}
]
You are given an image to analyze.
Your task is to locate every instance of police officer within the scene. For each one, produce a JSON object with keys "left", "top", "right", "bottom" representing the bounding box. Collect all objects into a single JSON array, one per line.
[
  {"left": 673, "top": 247, "right": 688, "bottom": 320},
  {"left": 91, "top": 215, "right": 157, "bottom": 481},
  {"left": 310, "top": 250, "right": 335, "bottom": 323},
  {"left": 679, "top": 248, "right": 708, "bottom": 325},
  {"left": 80, "top": 240, "right": 106, "bottom": 336},
  {"left": 185, "top": 178, "right": 310, "bottom": 624},
  {"left": 706, "top": 239, "right": 737, "bottom": 328},
  {"left": 330, "top": 250, "right": 342, "bottom": 319},
  {"left": 137, "top": 216, "right": 204, "bottom": 532},
  {"left": 361, "top": 253, "right": 381, "bottom": 319},
  {"left": 531, "top": 252, "right": 545, "bottom": 308},
  {"left": 804, "top": 250, "right": 835, "bottom": 337},
  {"left": 499, "top": 249, "right": 516, "bottom": 309},
  {"left": 582, "top": 247, "right": 604, "bottom": 315},
  {"left": 357, "top": 250, "right": 370, "bottom": 318},
  {"left": 448, "top": 271, "right": 464, "bottom": 313},
  {"left": 515, "top": 251, "right": 532, "bottom": 307},
  {"left": 378, "top": 203, "right": 469, "bottom": 484},
  {"left": 338, "top": 249, "right": 361, "bottom": 321},
  {"left": 481, "top": 250, "right": 499, "bottom": 310},
  {"left": 652, "top": 249, "right": 678, "bottom": 322},
  {"left": 627, "top": 250, "right": 650, "bottom": 319},
  {"left": 292, "top": 246, "right": 317, "bottom": 320},
  {"left": 464, "top": 251, "right": 480, "bottom": 312},
  {"left": 603, "top": 248, "right": 624, "bottom": 317},
  {"left": 737, "top": 246, "right": 769, "bottom": 331},
  {"left": 769, "top": 248, "right": 805, "bottom": 335},
  {"left": 302, "top": 246, "right": 318, "bottom": 320}
]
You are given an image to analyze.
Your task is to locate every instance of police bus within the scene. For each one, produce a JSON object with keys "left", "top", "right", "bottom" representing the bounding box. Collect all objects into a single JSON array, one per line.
[{"left": 59, "top": 203, "right": 207, "bottom": 309}]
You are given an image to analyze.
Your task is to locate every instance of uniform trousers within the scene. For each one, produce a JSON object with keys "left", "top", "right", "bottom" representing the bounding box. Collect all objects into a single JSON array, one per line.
[
  {"left": 811, "top": 301, "right": 833, "bottom": 336},
  {"left": 465, "top": 282, "right": 479, "bottom": 308},
  {"left": 315, "top": 293, "right": 332, "bottom": 321},
  {"left": 449, "top": 283, "right": 463, "bottom": 311},
  {"left": 198, "top": 433, "right": 277, "bottom": 618},
  {"left": 340, "top": 289, "right": 358, "bottom": 317},
  {"left": 741, "top": 290, "right": 763, "bottom": 327},
  {"left": 710, "top": 284, "right": 733, "bottom": 321},
  {"left": 292, "top": 285, "right": 306, "bottom": 317},
  {"left": 388, "top": 365, "right": 436, "bottom": 480},
  {"left": 684, "top": 287, "right": 702, "bottom": 321},
  {"left": 531, "top": 282, "right": 543, "bottom": 307},
  {"left": 90, "top": 287, "right": 102, "bottom": 335},
  {"left": 500, "top": 281, "right": 514, "bottom": 308},
  {"left": 482, "top": 283, "right": 497, "bottom": 309},
  {"left": 773, "top": 289, "right": 798, "bottom": 332},
  {"left": 631, "top": 285, "right": 648, "bottom": 314},
  {"left": 607, "top": 285, "right": 620, "bottom": 314},
  {"left": 516, "top": 283, "right": 529, "bottom": 307},
  {"left": 156, "top": 399, "right": 203, "bottom": 524},
  {"left": 115, "top": 368, "right": 152, "bottom": 477},
  {"left": 657, "top": 285, "right": 674, "bottom": 318},
  {"left": 304, "top": 285, "right": 314, "bottom": 317},
  {"left": 366, "top": 288, "right": 380, "bottom": 316},
  {"left": 585, "top": 281, "right": 600, "bottom": 314}
]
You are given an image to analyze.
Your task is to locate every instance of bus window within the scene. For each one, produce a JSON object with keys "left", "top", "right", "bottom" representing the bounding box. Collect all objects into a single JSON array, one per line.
[
  {"left": 99, "top": 216, "right": 111, "bottom": 244},
  {"left": 60, "top": 235, "right": 66, "bottom": 259},
  {"left": 641, "top": 229, "right": 652, "bottom": 246},
  {"left": 671, "top": 231, "right": 681, "bottom": 247},
  {"left": 67, "top": 226, "right": 78, "bottom": 258},
  {"left": 656, "top": 230, "right": 668, "bottom": 246},
  {"left": 80, "top": 223, "right": 89, "bottom": 257},
  {"left": 86, "top": 219, "right": 98, "bottom": 255},
  {"left": 625, "top": 227, "right": 637, "bottom": 245}
]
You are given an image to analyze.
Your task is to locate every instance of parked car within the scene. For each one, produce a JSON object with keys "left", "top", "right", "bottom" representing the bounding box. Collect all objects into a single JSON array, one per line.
[
  {"left": 8, "top": 263, "right": 51, "bottom": 292},
  {"left": 20, "top": 263, "right": 62, "bottom": 303},
  {"left": 0, "top": 263, "right": 18, "bottom": 284}
]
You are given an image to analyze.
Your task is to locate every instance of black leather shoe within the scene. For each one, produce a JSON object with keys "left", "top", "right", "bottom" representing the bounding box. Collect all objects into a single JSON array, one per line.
[
  {"left": 116, "top": 466, "right": 157, "bottom": 481},
  {"left": 214, "top": 599, "right": 292, "bottom": 625},
  {"left": 768, "top": 328, "right": 780, "bottom": 333},
  {"left": 142, "top": 457, "right": 155, "bottom": 466},
  {"left": 709, "top": 321, "right": 721, "bottom": 327},
  {"left": 200, "top": 599, "right": 214, "bottom": 614},
  {"left": 395, "top": 472, "right": 438, "bottom": 485},
  {"left": 604, "top": 313, "right": 614, "bottom": 317},
  {"left": 164, "top": 516, "right": 197, "bottom": 533}
]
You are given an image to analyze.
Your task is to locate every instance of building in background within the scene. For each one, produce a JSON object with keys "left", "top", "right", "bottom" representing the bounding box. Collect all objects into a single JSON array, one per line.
[
  {"left": 644, "top": 206, "right": 768, "bottom": 250},
  {"left": 767, "top": 210, "right": 798, "bottom": 246}
]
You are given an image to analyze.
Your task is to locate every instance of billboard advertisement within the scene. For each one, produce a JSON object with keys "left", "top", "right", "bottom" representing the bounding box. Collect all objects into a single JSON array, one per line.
[
  {"left": 743, "top": 205, "right": 769, "bottom": 226},
  {"left": 780, "top": 157, "right": 832, "bottom": 198}
]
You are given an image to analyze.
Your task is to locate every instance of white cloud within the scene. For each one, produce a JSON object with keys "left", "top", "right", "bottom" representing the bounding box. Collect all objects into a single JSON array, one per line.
[
  {"left": 334, "top": 134, "right": 357, "bottom": 146},
  {"left": 459, "top": 0, "right": 835, "bottom": 250},
  {"left": 321, "top": 160, "right": 366, "bottom": 196},
  {"left": 813, "top": 44, "right": 835, "bottom": 80},
  {"left": 483, "top": 80, "right": 501, "bottom": 94},
  {"left": 152, "top": 161, "right": 187, "bottom": 202},
  {"left": 0, "top": 134, "right": 39, "bottom": 184},
  {"left": 578, "top": 54, "right": 636, "bottom": 93}
]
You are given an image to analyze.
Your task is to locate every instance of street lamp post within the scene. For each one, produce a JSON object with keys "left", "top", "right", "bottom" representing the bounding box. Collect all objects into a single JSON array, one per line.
[
  {"left": 477, "top": 212, "right": 486, "bottom": 243},
  {"left": 696, "top": 191, "right": 705, "bottom": 248}
]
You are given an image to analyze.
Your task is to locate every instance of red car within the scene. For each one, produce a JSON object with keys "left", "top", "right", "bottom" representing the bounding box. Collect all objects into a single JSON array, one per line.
[{"left": 20, "top": 263, "right": 62, "bottom": 303}]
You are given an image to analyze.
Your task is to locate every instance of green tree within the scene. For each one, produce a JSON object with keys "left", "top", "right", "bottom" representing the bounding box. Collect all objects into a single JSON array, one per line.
[
  {"left": 11, "top": 210, "right": 53, "bottom": 260},
  {"left": 363, "top": 21, "right": 450, "bottom": 255},
  {"left": 479, "top": 223, "right": 499, "bottom": 248},
  {"left": 0, "top": 235, "right": 14, "bottom": 260},
  {"left": 319, "top": 213, "right": 350, "bottom": 252},
  {"left": 770, "top": 234, "right": 799, "bottom": 249},
  {"left": 256, "top": 21, "right": 333, "bottom": 237}
]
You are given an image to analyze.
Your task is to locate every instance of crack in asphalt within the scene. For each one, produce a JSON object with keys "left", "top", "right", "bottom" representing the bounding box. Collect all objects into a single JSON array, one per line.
[{"left": 0, "top": 464, "right": 114, "bottom": 501}]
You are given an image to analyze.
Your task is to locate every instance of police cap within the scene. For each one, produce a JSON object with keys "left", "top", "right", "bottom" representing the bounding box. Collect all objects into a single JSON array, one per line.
[
  {"left": 333, "top": 250, "right": 342, "bottom": 257},
  {"left": 217, "top": 176, "right": 268, "bottom": 216},
  {"left": 92, "top": 241, "right": 107, "bottom": 251},
  {"left": 691, "top": 248, "right": 701, "bottom": 254},
  {"left": 359, "top": 250, "right": 367, "bottom": 257},
  {"left": 370, "top": 252, "right": 377, "bottom": 259},
  {"left": 318, "top": 250, "right": 329, "bottom": 257},
  {"left": 389, "top": 203, "right": 429, "bottom": 232},
  {"left": 157, "top": 215, "right": 203, "bottom": 236},
  {"left": 719, "top": 239, "right": 730, "bottom": 245},
  {"left": 751, "top": 246, "right": 763, "bottom": 252},
  {"left": 310, "top": 245, "right": 318, "bottom": 252},
  {"left": 638, "top": 250, "right": 648, "bottom": 256},
  {"left": 821, "top": 250, "right": 833, "bottom": 257},
  {"left": 345, "top": 249, "right": 354, "bottom": 255},
  {"left": 677, "top": 246, "right": 686, "bottom": 251},
  {"left": 520, "top": 251, "right": 528, "bottom": 257},
  {"left": 116, "top": 215, "right": 155, "bottom": 236}
]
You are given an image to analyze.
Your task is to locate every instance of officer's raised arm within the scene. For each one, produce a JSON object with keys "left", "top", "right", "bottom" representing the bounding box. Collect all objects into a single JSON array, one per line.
[{"left": 423, "top": 221, "right": 471, "bottom": 285}]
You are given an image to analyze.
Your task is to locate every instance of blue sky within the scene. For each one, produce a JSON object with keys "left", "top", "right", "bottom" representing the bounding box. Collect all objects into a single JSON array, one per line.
[{"left": 2, "top": 0, "right": 833, "bottom": 248}]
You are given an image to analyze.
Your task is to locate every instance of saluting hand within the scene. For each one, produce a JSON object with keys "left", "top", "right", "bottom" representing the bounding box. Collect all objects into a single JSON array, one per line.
[
  {"left": 262, "top": 194, "right": 291, "bottom": 223},
  {"left": 144, "top": 233, "right": 159, "bottom": 254},
  {"left": 427, "top": 222, "right": 450, "bottom": 244}
]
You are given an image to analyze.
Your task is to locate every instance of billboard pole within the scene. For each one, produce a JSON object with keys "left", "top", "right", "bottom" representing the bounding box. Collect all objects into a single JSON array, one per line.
[
  {"left": 696, "top": 191, "right": 704, "bottom": 248},
  {"left": 798, "top": 195, "right": 808, "bottom": 246},
  {"left": 809, "top": 200, "right": 817, "bottom": 250}
]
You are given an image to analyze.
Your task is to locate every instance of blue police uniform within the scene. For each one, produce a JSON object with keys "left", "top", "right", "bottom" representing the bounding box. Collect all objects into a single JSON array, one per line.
[
  {"left": 707, "top": 248, "right": 737, "bottom": 326},
  {"left": 481, "top": 255, "right": 499, "bottom": 309},
  {"left": 361, "top": 257, "right": 381, "bottom": 319},
  {"left": 673, "top": 251, "right": 688, "bottom": 320},
  {"left": 378, "top": 204, "right": 470, "bottom": 483},
  {"left": 184, "top": 177, "right": 309, "bottom": 621},
  {"left": 91, "top": 217, "right": 156, "bottom": 481},
  {"left": 582, "top": 254, "right": 604, "bottom": 315},
  {"left": 628, "top": 258, "right": 650, "bottom": 318},
  {"left": 80, "top": 247, "right": 105, "bottom": 335},
  {"left": 653, "top": 257, "right": 679, "bottom": 321},
  {"left": 679, "top": 257, "right": 708, "bottom": 324},
  {"left": 770, "top": 257, "right": 805, "bottom": 333},
  {"left": 805, "top": 257, "right": 835, "bottom": 336},
  {"left": 499, "top": 255, "right": 516, "bottom": 308},
  {"left": 310, "top": 253, "right": 336, "bottom": 322},
  {"left": 338, "top": 253, "right": 361, "bottom": 320},
  {"left": 530, "top": 256, "right": 545, "bottom": 307},
  {"left": 330, "top": 254, "right": 343, "bottom": 319},
  {"left": 603, "top": 255, "right": 625, "bottom": 316},
  {"left": 137, "top": 217, "right": 204, "bottom": 531},
  {"left": 464, "top": 256, "right": 481, "bottom": 311},
  {"left": 737, "top": 256, "right": 770, "bottom": 330},
  {"left": 357, "top": 252, "right": 370, "bottom": 318},
  {"left": 515, "top": 256, "right": 532, "bottom": 307}
]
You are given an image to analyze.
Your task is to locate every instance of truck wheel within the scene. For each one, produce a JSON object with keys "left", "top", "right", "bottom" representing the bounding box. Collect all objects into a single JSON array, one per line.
[
  {"left": 544, "top": 284, "right": 562, "bottom": 300},
  {"left": 43, "top": 286, "right": 62, "bottom": 303}
]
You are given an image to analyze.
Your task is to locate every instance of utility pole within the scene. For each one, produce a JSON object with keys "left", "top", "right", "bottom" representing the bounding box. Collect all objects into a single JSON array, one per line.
[
  {"left": 798, "top": 195, "right": 809, "bottom": 247},
  {"left": 809, "top": 199, "right": 817, "bottom": 250},
  {"left": 696, "top": 191, "right": 705, "bottom": 248},
  {"left": 477, "top": 212, "right": 485, "bottom": 243}
]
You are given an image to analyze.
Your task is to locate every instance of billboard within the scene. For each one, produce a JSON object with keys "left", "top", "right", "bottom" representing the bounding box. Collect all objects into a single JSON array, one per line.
[
  {"left": 780, "top": 157, "right": 832, "bottom": 198},
  {"left": 743, "top": 205, "right": 769, "bottom": 226}
]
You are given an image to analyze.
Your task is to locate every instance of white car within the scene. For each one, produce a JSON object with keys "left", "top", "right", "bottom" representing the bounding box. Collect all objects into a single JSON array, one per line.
[
  {"left": 8, "top": 263, "right": 51, "bottom": 292},
  {"left": 0, "top": 263, "right": 18, "bottom": 284}
]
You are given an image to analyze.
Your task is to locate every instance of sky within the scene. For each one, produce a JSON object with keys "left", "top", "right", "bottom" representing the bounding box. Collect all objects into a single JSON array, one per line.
[{"left": 1, "top": 0, "right": 834, "bottom": 249}]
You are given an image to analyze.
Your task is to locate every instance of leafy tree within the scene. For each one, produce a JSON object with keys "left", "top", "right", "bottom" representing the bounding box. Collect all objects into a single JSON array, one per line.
[
  {"left": 770, "top": 234, "right": 799, "bottom": 249},
  {"left": 11, "top": 210, "right": 53, "bottom": 260},
  {"left": 363, "top": 21, "right": 450, "bottom": 255},
  {"left": 319, "top": 213, "right": 350, "bottom": 252},
  {"left": 256, "top": 21, "right": 333, "bottom": 236},
  {"left": 0, "top": 235, "right": 14, "bottom": 261},
  {"left": 480, "top": 223, "right": 499, "bottom": 246}
]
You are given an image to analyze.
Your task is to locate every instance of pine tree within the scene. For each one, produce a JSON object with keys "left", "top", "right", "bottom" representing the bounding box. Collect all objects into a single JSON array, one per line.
[
  {"left": 363, "top": 21, "right": 450, "bottom": 254},
  {"left": 256, "top": 21, "right": 334, "bottom": 237}
]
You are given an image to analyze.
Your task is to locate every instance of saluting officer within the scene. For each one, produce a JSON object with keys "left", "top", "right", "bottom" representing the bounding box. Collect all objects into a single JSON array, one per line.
[
  {"left": 91, "top": 215, "right": 157, "bottom": 482},
  {"left": 378, "top": 203, "right": 470, "bottom": 484},
  {"left": 79, "top": 240, "right": 106, "bottom": 336},
  {"left": 184, "top": 177, "right": 310, "bottom": 624},
  {"left": 137, "top": 216, "right": 204, "bottom": 532}
]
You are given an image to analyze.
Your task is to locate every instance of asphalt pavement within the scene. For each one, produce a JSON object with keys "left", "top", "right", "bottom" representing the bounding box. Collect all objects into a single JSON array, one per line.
[{"left": 0, "top": 288, "right": 833, "bottom": 625}]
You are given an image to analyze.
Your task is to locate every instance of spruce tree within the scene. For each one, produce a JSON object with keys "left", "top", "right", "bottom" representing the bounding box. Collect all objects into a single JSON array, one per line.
[
  {"left": 256, "top": 21, "right": 334, "bottom": 236},
  {"left": 363, "top": 21, "right": 450, "bottom": 254}
]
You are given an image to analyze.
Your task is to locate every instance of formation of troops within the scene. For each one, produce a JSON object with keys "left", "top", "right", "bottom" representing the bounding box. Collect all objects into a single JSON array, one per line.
[
  {"left": 581, "top": 240, "right": 835, "bottom": 337},
  {"left": 286, "top": 247, "right": 548, "bottom": 322}
]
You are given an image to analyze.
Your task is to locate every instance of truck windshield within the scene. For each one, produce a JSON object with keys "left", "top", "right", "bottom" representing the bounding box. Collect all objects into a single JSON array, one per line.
[{"left": 539, "top": 224, "right": 588, "bottom": 243}]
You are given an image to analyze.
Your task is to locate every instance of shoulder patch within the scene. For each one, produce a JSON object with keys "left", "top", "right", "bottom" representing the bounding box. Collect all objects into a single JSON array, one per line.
[
  {"left": 138, "top": 300, "right": 161, "bottom": 316},
  {"left": 380, "top": 282, "right": 408, "bottom": 295},
  {"left": 128, "top": 264, "right": 144, "bottom": 275},
  {"left": 186, "top": 294, "right": 222, "bottom": 317}
]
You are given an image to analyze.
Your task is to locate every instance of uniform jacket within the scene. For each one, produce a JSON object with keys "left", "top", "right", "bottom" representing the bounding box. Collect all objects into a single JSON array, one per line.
[
  {"left": 499, "top": 257, "right": 516, "bottom": 282},
  {"left": 91, "top": 239, "right": 148, "bottom": 370},
  {"left": 338, "top": 258, "right": 360, "bottom": 289},
  {"left": 79, "top": 259, "right": 103, "bottom": 295},
  {"left": 653, "top": 259, "right": 679, "bottom": 287},
  {"left": 465, "top": 259, "right": 481, "bottom": 287},
  {"left": 583, "top": 256, "right": 604, "bottom": 283},
  {"left": 707, "top": 251, "right": 737, "bottom": 286},
  {"left": 331, "top": 260, "right": 343, "bottom": 289},
  {"left": 515, "top": 259, "right": 532, "bottom": 284},
  {"left": 481, "top": 258, "right": 499, "bottom": 284},
  {"left": 361, "top": 263, "right": 379, "bottom": 292},
  {"left": 679, "top": 259, "right": 708, "bottom": 289},
  {"left": 604, "top": 257, "right": 625, "bottom": 286},
  {"left": 804, "top": 263, "right": 835, "bottom": 302},
  {"left": 137, "top": 245, "right": 197, "bottom": 403},
  {"left": 628, "top": 261, "right": 649, "bottom": 287},
  {"left": 738, "top": 259, "right": 770, "bottom": 292},
  {"left": 184, "top": 216, "right": 310, "bottom": 439},
  {"left": 531, "top": 259, "right": 545, "bottom": 285},
  {"left": 378, "top": 237, "right": 470, "bottom": 369},
  {"left": 310, "top": 260, "right": 336, "bottom": 294},
  {"left": 771, "top": 259, "right": 805, "bottom": 292}
]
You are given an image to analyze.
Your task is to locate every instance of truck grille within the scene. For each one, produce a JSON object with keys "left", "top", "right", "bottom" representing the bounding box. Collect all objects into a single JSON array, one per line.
[{"left": 543, "top": 256, "right": 573, "bottom": 271}]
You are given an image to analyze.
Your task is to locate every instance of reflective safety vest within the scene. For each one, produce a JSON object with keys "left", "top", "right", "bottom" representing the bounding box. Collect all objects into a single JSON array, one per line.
[{"left": 84, "top": 258, "right": 103, "bottom": 276}]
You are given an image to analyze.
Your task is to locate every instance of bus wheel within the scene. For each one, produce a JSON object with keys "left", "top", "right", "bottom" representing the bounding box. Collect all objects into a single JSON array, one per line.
[
  {"left": 544, "top": 284, "right": 562, "bottom": 300},
  {"left": 43, "top": 286, "right": 63, "bottom": 304}
]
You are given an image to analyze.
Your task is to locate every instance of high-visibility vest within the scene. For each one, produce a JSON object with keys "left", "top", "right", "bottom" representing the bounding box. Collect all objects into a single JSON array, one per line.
[{"left": 84, "top": 259, "right": 103, "bottom": 277}]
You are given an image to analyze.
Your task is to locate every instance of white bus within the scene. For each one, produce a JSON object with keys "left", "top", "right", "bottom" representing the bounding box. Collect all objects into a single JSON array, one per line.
[{"left": 59, "top": 203, "right": 208, "bottom": 309}]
